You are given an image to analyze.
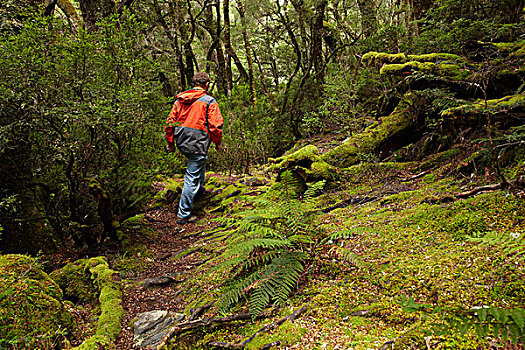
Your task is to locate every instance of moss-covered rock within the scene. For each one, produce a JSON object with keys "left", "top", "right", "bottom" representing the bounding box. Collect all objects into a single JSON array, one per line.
[
  {"left": 50, "top": 257, "right": 104, "bottom": 302},
  {"left": 0, "top": 254, "right": 75, "bottom": 348}
]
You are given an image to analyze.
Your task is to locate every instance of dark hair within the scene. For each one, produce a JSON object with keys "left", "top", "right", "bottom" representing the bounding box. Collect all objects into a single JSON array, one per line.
[{"left": 192, "top": 72, "right": 211, "bottom": 87}]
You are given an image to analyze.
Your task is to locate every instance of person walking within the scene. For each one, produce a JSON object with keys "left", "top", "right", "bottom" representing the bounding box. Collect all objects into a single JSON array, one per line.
[{"left": 165, "top": 72, "right": 223, "bottom": 224}]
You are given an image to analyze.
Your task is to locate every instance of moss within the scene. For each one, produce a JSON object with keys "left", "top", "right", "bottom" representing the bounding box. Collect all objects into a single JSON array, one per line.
[
  {"left": 0, "top": 254, "right": 75, "bottom": 348},
  {"left": 419, "top": 148, "right": 462, "bottom": 170},
  {"left": 268, "top": 145, "right": 336, "bottom": 181},
  {"left": 244, "top": 316, "right": 307, "bottom": 349},
  {"left": 441, "top": 94, "right": 525, "bottom": 120},
  {"left": 322, "top": 92, "right": 419, "bottom": 168},
  {"left": 407, "top": 53, "right": 465, "bottom": 63},
  {"left": 380, "top": 61, "right": 470, "bottom": 80},
  {"left": 50, "top": 257, "right": 123, "bottom": 350},
  {"left": 362, "top": 51, "right": 407, "bottom": 65},
  {"left": 50, "top": 257, "right": 106, "bottom": 302}
]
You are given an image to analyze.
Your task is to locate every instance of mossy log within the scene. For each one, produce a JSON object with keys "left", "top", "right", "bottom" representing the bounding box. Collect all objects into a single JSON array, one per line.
[
  {"left": 322, "top": 92, "right": 426, "bottom": 168},
  {"left": 267, "top": 145, "right": 337, "bottom": 182},
  {"left": 362, "top": 51, "right": 466, "bottom": 67},
  {"left": 440, "top": 94, "right": 525, "bottom": 136},
  {"left": 51, "top": 257, "right": 124, "bottom": 350}
]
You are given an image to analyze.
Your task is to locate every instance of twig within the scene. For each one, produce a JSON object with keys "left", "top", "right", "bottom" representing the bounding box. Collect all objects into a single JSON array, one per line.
[
  {"left": 209, "top": 305, "right": 308, "bottom": 349},
  {"left": 157, "top": 312, "right": 272, "bottom": 349},
  {"left": 189, "top": 301, "right": 216, "bottom": 322}
]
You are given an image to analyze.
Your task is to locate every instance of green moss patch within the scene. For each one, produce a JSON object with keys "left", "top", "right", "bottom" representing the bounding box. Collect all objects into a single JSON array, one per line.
[
  {"left": 51, "top": 257, "right": 123, "bottom": 350},
  {"left": 0, "top": 254, "right": 74, "bottom": 349},
  {"left": 322, "top": 92, "right": 421, "bottom": 168}
]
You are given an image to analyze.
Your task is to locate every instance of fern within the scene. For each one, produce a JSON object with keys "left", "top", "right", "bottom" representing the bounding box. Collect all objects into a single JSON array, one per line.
[
  {"left": 210, "top": 173, "right": 363, "bottom": 316},
  {"left": 469, "top": 230, "right": 524, "bottom": 261}
]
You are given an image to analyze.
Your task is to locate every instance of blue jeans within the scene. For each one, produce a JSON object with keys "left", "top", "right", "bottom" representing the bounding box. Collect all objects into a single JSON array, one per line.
[{"left": 177, "top": 154, "right": 207, "bottom": 219}]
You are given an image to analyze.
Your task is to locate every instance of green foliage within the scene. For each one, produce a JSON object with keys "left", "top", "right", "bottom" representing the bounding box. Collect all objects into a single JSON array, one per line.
[
  {"left": 400, "top": 296, "right": 525, "bottom": 346},
  {"left": 0, "top": 13, "right": 168, "bottom": 251},
  {"left": 210, "top": 85, "right": 277, "bottom": 174},
  {"left": 212, "top": 172, "right": 327, "bottom": 316},
  {"left": 470, "top": 230, "right": 524, "bottom": 262},
  {"left": 415, "top": 0, "right": 525, "bottom": 54}
]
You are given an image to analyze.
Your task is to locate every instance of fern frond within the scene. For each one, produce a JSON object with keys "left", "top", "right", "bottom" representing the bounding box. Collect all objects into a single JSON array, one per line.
[
  {"left": 328, "top": 245, "right": 363, "bottom": 268},
  {"left": 247, "top": 252, "right": 305, "bottom": 316},
  {"left": 222, "top": 238, "right": 291, "bottom": 259},
  {"left": 469, "top": 230, "right": 524, "bottom": 260}
]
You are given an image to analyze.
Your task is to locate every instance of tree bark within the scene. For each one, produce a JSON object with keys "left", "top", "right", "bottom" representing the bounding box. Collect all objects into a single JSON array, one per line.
[
  {"left": 223, "top": 0, "right": 233, "bottom": 94},
  {"left": 78, "top": 0, "right": 115, "bottom": 31},
  {"left": 357, "top": 0, "right": 378, "bottom": 38},
  {"left": 311, "top": 0, "right": 327, "bottom": 81},
  {"left": 236, "top": 0, "right": 256, "bottom": 105}
]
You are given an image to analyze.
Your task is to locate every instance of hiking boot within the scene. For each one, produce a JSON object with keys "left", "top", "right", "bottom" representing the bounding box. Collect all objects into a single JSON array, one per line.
[{"left": 176, "top": 216, "right": 198, "bottom": 225}]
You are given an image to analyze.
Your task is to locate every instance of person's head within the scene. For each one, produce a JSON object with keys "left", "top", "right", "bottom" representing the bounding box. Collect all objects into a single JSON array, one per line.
[{"left": 192, "top": 72, "right": 211, "bottom": 90}]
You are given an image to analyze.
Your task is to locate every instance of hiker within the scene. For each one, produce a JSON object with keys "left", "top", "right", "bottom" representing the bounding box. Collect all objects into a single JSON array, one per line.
[{"left": 165, "top": 72, "right": 224, "bottom": 224}]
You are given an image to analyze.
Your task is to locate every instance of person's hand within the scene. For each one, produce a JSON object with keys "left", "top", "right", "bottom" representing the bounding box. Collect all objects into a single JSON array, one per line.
[
  {"left": 216, "top": 144, "right": 222, "bottom": 152},
  {"left": 166, "top": 144, "right": 176, "bottom": 153}
]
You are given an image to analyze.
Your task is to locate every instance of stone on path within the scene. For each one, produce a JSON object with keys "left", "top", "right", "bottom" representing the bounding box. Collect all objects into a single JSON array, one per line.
[{"left": 134, "top": 310, "right": 185, "bottom": 348}]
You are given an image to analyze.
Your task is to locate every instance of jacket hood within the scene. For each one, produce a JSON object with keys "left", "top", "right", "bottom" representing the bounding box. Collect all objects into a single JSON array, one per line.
[{"left": 176, "top": 87, "right": 207, "bottom": 104}]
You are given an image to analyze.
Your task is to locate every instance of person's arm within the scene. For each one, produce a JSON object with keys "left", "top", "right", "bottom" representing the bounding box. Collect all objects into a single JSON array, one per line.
[
  {"left": 207, "top": 101, "right": 224, "bottom": 149},
  {"left": 165, "top": 101, "right": 179, "bottom": 152}
]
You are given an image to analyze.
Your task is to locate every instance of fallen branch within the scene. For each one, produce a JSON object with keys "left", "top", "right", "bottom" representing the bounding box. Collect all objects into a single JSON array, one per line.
[
  {"left": 401, "top": 170, "right": 430, "bottom": 182},
  {"left": 208, "top": 305, "right": 308, "bottom": 349},
  {"left": 321, "top": 196, "right": 377, "bottom": 213},
  {"left": 261, "top": 341, "right": 284, "bottom": 349},
  {"left": 455, "top": 183, "right": 503, "bottom": 198},
  {"left": 157, "top": 312, "right": 271, "bottom": 349},
  {"left": 189, "top": 301, "right": 216, "bottom": 322}
]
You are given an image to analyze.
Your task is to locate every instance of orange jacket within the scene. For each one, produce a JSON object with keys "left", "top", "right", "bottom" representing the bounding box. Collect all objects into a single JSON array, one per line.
[{"left": 165, "top": 87, "right": 223, "bottom": 156}]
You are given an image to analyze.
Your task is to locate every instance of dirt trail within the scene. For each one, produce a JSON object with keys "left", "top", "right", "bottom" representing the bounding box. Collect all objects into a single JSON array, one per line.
[{"left": 114, "top": 200, "right": 215, "bottom": 349}]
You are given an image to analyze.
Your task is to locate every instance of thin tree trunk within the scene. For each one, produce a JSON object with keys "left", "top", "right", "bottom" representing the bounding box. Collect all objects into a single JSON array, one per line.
[
  {"left": 223, "top": 0, "right": 233, "bottom": 95},
  {"left": 78, "top": 0, "right": 115, "bottom": 31},
  {"left": 237, "top": 0, "right": 256, "bottom": 105},
  {"left": 357, "top": 0, "right": 378, "bottom": 38},
  {"left": 311, "top": 0, "right": 327, "bottom": 81}
]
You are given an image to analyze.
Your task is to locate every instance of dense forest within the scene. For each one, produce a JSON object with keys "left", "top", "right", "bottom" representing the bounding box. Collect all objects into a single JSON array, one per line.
[{"left": 0, "top": 0, "right": 524, "bottom": 349}]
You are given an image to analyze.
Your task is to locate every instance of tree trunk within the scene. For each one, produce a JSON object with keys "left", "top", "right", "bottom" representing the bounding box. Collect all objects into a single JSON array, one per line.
[
  {"left": 78, "top": 0, "right": 115, "bottom": 31},
  {"left": 237, "top": 0, "right": 256, "bottom": 105},
  {"left": 311, "top": 0, "right": 327, "bottom": 81},
  {"left": 223, "top": 0, "right": 233, "bottom": 95},
  {"left": 357, "top": 0, "right": 378, "bottom": 38}
]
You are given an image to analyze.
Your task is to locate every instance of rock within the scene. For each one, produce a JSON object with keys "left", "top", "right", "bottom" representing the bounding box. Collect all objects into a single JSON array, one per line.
[
  {"left": 140, "top": 274, "right": 184, "bottom": 288},
  {"left": 133, "top": 310, "right": 185, "bottom": 348},
  {"left": 0, "top": 254, "right": 75, "bottom": 349}
]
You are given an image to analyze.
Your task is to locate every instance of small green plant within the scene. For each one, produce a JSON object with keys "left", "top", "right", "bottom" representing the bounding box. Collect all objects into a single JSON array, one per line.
[
  {"left": 399, "top": 296, "right": 525, "bottom": 346},
  {"left": 211, "top": 171, "right": 363, "bottom": 316}
]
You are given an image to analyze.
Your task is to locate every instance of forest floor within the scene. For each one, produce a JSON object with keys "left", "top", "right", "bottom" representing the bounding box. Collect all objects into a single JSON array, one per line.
[{"left": 97, "top": 160, "right": 525, "bottom": 350}]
